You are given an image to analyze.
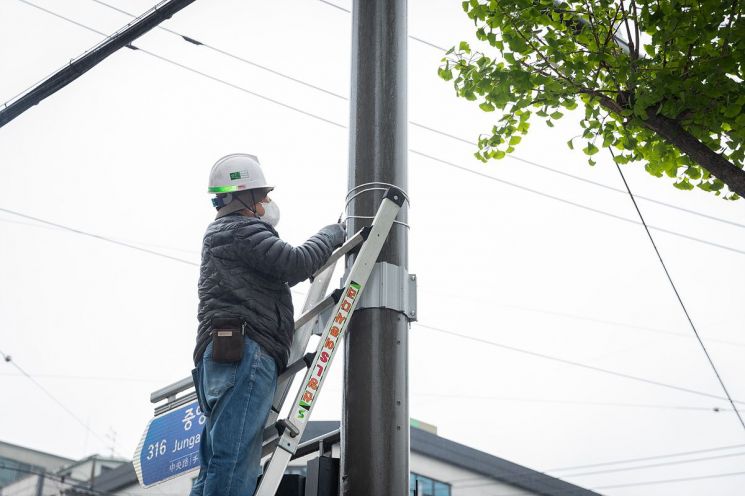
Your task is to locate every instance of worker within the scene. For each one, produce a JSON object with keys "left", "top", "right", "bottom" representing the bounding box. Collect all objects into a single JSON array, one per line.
[{"left": 189, "top": 153, "right": 346, "bottom": 496}]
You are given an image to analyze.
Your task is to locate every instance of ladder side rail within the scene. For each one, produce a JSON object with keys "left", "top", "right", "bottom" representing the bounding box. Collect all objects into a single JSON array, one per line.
[
  {"left": 254, "top": 190, "right": 404, "bottom": 496},
  {"left": 264, "top": 264, "right": 336, "bottom": 432}
]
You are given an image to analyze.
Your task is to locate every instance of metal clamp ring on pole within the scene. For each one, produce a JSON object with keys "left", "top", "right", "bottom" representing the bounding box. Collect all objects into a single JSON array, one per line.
[
  {"left": 345, "top": 182, "right": 410, "bottom": 207},
  {"left": 342, "top": 183, "right": 410, "bottom": 225}
]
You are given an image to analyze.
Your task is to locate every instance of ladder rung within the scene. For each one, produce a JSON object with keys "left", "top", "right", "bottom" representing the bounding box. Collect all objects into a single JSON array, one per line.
[
  {"left": 311, "top": 226, "right": 371, "bottom": 280},
  {"left": 278, "top": 352, "right": 316, "bottom": 383},
  {"left": 293, "top": 288, "right": 341, "bottom": 330}
]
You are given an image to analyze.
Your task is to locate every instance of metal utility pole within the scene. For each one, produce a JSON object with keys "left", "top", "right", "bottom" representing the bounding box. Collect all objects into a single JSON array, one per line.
[
  {"left": 342, "top": 0, "right": 410, "bottom": 495},
  {"left": 0, "top": 0, "right": 198, "bottom": 129}
]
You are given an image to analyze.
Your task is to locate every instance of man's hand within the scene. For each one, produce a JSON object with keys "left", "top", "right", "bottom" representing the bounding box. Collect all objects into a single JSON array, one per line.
[{"left": 321, "top": 223, "right": 347, "bottom": 248}]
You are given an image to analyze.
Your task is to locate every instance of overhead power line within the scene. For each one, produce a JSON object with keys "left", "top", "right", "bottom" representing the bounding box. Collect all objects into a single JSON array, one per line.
[
  {"left": 10, "top": 0, "right": 346, "bottom": 129},
  {"left": 6, "top": 208, "right": 744, "bottom": 377},
  {"left": 611, "top": 153, "right": 745, "bottom": 433},
  {"left": 409, "top": 122, "right": 745, "bottom": 230},
  {"left": 453, "top": 464, "right": 745, "bottom": 492},
  {"left": 548, "top": 442, "right": 745, "bottom": 472},
  {"left": 0, "top": 214, "right": 200, "bottom": 255},
  {"left": 15, "top": 1, "right": 744, "bottom": 258},
  {"left": 0, "top": 207, "right": 198, "bottom": 266},
  {"left": 315, "top": 0, "right": 448, "bottom": 51},
  {"left": 434, "top": 291, "right": 745, "bottom": 348},
  {"left": 1, "top": 371, "right": 161, "bottom": 383},
  {"left": 3, "top": 209, "right": 743, "bottom": 353},
  {"left": 316, "top": 0, "right": 350, "bottom": 13},
  {"left": 414, "top": 393, "right": 730, "bottom": 412},
  {"left": 554, "top": 451, "right": 745, "bottom": 478},
  {"left": 2, "top": 0, "right": 198, "bottom": 128},
  {"left": 90, "top": 0, "right": 745, "bottom": 231},
  {"left": 448, "top": 441, "right": 745, "bottom": 487},
  {"left": 316, "top": 0, "right": 745, "bottom": 231},
  {"left": 90, "top": 0, "right": 347, "bottom": 100},
  {"left": 592, "top": 469, "right": 745, "bottom": 490},
  {"left": 5, "top": 209, "right": 740, "bottom": 412},
  {"left": 3, "top": 210, "right": 742, "bottom": 414},
  {"left": 414, "top": 322, "right": 745, "bottom": 405},
  {"left": 411, "top": 150, "right": 745, "bottom": 256},
  {"left": 0, "top": 349, "right": 117, "bottom": 455},
  {"left": 450, "top": 450, "right": 745, "bottom": 490}
]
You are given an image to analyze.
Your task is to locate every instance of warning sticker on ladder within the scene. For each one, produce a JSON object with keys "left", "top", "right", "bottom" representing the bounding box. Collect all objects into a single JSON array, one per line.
[{"left": 296, "top": 281, "right": 361, "bottom": 421}]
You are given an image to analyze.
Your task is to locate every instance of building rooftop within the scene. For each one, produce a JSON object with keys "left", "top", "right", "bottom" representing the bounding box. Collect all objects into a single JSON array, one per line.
[{"left": 86, "top": 421, "right": 597, "bottom": 496}]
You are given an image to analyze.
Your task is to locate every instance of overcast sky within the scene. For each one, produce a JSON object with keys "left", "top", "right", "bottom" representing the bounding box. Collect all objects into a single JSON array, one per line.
[{"left": 1, "top": 1, "right": 744, "bottom": 495}]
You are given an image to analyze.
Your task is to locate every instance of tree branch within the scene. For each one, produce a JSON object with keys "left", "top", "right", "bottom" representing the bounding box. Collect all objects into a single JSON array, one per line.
[{"left": 590, "top": 92, "right": 745, "bottom": 196}]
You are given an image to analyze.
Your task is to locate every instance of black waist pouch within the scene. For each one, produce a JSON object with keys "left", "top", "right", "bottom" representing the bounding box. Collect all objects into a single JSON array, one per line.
[{"left": 210, "top": 317, "right": 244, "bottom": 363}]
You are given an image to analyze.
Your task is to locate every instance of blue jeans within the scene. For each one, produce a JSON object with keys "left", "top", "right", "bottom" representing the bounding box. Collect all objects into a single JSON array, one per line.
[{"left": 190, "top": 337, "right": 277, "bottom": 496}]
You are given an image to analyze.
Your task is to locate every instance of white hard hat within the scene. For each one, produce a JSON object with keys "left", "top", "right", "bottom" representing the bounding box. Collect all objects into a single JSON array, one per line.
[{"left": 208, "top": 153, "right": 273, "bottom": 194}]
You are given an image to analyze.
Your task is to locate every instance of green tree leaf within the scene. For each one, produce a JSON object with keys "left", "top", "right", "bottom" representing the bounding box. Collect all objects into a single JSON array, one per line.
[
  {"left": 583, "top": 143, "right": 599, "bottom": 155},
  {"left": 440, "top": 0, "right": 745, "bottom": 199}
]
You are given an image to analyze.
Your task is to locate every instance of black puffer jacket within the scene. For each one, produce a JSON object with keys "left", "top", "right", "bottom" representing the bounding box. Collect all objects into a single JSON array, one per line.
[{"left": 194, "top": 214, "right": 344, "bottom": 370}]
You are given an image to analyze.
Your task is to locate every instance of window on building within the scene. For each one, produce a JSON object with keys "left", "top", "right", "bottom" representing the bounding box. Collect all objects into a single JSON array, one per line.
[
  {"left": 409, "top": 472, "right": 451, "bottom": 496},
  {"left": 0, "top": 456, "right": 46, "bottom": 489}
]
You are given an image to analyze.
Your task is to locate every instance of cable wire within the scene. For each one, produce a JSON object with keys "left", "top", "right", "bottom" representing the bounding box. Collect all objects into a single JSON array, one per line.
[
  {"left": 314, "top": 0, "right": 450, "bottom": 51},
  {"left": 417, "top": 289, "right": 745, "bottom": 348},
  {"left": 414, "top": 393, "right": 731, "bottom": 412},
  {"left": 4, "top": 209, "right": 743, "bottom": 356},
  {"left": 15, "top": 0, "right": 744, "bottom": 254},
  {"left": 91, "top": 0, "right": 744, "bottom": 233},
  {"left": 411, "top": 150, "right": 745, "bottom": 256},
  {"left": 592, "top": 469, "right": 745, "bottom": 489},
  {"left": 547, "top": 442, "right": 745, "bottom": 472},
  {"left": 90, "top": 0, "right": 348, "bottom": 100},
  {"left": 446, "top": 442, "right": 745, "bottom": 487},
  {"left": 0, "top": 215, "right": 201, "bottom": 255},
  {"left": 91, "top": 0, "right": 745, "bottom": 231},
  {"left": 13, "top": 0, "right": 346, "bottom": 129},
  {"left": 414, "top": 323, "right": 745, "bottom": 404},
  {"left": 611, "top": 150, "right": 745, "bottom": 433},
  {"left": 0, "top": 349, "right": 117, "bottom": 455},
  {"left": 0, "top": 207, "right": 199, "bottom": 266},
  {"left": 555, "top": 451, "right": 745, "bottom": 478},
  {"left": 409, "top": 122, "right": 745, "bottom": 230}
]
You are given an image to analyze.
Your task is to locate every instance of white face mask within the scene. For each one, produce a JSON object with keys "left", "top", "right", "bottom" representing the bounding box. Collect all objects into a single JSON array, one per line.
[{"left": 260, "top": 199, "right": 280, "bottom": 227}]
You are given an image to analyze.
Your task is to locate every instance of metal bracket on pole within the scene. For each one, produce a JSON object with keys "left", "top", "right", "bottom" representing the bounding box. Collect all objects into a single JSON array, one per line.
[{"left": 354, "top": 262, "right": 417, "bottom": 321}]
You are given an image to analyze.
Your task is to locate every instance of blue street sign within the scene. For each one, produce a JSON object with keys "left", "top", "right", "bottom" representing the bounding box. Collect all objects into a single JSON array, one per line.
[{"left": 134, "top": 399, "right": 206, "bottom": 487}]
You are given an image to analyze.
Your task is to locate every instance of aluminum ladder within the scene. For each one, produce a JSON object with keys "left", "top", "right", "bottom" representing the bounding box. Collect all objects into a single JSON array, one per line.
[{"left": 148, "top": 187, "right": 406, "bottom": 494}]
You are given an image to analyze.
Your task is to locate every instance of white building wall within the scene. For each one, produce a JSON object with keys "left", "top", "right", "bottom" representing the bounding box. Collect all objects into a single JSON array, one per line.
[
  {"left": 411, "top": 451, "right": 536, "bottom": 496},
  {"left": 0, "top": 443, "right": 72, "bottom": 473}
]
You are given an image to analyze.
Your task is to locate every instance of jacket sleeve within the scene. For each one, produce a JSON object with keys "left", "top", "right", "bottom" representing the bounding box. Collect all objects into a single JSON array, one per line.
[{"left": 234, "top": 222, "right": 339, "bottom": 287}]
